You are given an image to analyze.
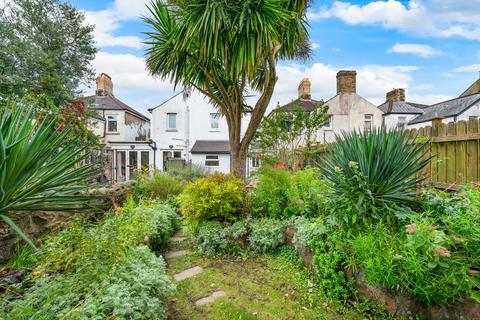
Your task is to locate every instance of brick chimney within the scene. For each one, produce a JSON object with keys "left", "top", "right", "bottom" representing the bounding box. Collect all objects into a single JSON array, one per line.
[
  {"left": 96, "top": 73, "right": 113, "bottom": 96},
  {"left": 298, "top": 78, "right": 311, "bottom": 99},
  {"left": 337, "top": 70, "right": 356, "bottom": 94},
  {"left": 386, "top": 88, "right": 405, "bottom": 102}
]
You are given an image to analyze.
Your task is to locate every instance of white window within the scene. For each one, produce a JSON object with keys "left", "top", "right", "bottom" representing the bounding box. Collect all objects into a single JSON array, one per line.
[
  {"left": 107, "top": 115, "right": 118, "bottom": 133},
  {"left": 173, "top": 151, "right": 182, "bottom": 158},
  {"left": 364, "top": 114, "right": 373, "bottom": 133},
  {"left": 167, "top": 113, "right": 177, "bottom": 130},
  {"left": 323, "top": 115, "right": 333, "bottom": 130},
  {"left": 210, "top": 113, "right": 220, "bottom": 129},
  {"left": 251, "top": 156, "right": 260, "bottom": 168},
  {"left": 205, "top": 155, "right": 219, "bottom": 167},
  {"left": 397, "top": 116, "right": 407, "bottom": 129}
]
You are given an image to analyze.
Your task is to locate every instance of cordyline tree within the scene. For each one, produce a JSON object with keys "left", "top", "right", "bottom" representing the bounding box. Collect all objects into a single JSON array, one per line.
[{"left": 144, "top": 0, "right": 312, "bottom": 180}]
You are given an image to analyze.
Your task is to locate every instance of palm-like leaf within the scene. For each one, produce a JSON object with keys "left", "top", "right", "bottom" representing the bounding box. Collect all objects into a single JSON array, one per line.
[
  {"left": 321, "top": 128, "right": 430, "bottom": 225},
  {"left": 0, "top": 103, "right": 100, "bottom": 247}
]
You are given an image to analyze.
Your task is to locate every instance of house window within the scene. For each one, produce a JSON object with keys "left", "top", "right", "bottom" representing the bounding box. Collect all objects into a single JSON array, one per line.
[
  {"left": 210, "top": 113, "right": 220, "bottom": 129},
  {"left": 167, "top": 113, "right": 177, "bottom": 129},
  {"left": 173, "top": 151, "right": 182, "bottom": 158},
  {"left": 107, "top": 115, "right": 118, "bottom": 133},
  {"left": 205, "top": 155, "right": 219, "bottom": 167},
  {"left": 364, "top": 114, "right": 373, "bottom": 133},
  {"left": 323, "top": 115, "right": 333, "bottom": 130},
  {"left": 251, "top": 156, "right": 260, "bottom": 168},
  {"left": 397, "top": 116, "right": 407, "bottom": 129}
]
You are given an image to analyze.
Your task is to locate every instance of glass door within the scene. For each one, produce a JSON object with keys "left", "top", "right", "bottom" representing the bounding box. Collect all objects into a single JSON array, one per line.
[
  {"left": 116, "top": 151, "right": 126, "bottom": 182},
  {"left": 128, "top": 151, "right": 138, "bottom": 179}
]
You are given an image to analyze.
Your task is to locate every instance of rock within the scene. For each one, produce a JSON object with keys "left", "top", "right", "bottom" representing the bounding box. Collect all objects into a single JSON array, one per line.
[
  {"left": 165, "top": 250, "right": 190, "bottom": 259},
  {"left": 174, "top": 266, "right": 203, "bottom": 281},
  {"left": 195, "top": 291, "right": 226, "bottom": 306}
]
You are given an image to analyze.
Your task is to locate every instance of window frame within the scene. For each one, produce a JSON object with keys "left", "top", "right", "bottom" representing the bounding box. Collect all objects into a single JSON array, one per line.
[
  {"left": 323, "top": 115, "right": 333, "bottom": 130},
  {"left": 205, "top": 155, "right": 220, "bottom": 167},
  {"left": 167, "top": 113, "right": 177, "bottom": 130},
  {"left": 397, "top": 116, "right": 407, "bottom": 129},
  {"left": 106, "top": 115, "right": 118, "bottom": 133},
  {"left": 210, "top": 113, "right": 220, "bottom": 129},
  {"left": 364, "top": 114, "right": 373, "bottom": 133}
]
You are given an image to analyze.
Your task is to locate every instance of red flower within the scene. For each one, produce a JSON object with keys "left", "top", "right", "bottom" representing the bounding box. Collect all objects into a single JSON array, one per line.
[
  {"left": 468, "top": 268, "right": 479, "bottom": 276},
  {"left": 435, "top": 246, "right": 451, "bottom": 257}
]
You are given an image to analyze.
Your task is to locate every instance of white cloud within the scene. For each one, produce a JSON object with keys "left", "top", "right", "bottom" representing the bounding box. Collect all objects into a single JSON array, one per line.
[
  {"left": 84, "top": 0, "right": 148, "bottom": 48},
  {"left": 319, "top": 0, "right": 480, "bottom": 41},
  {"left": 453, "top": 64, "right": 480, "bottom": 73},
  {"left": 388, "top": 43, "right": 441, "bottom": 57},
  {"left": 311, "top": 42, "right": 320, "bottom": 49},
  {"left": 412, "top": 84, "right": 434, "bottom": 90},
  {"left": 306, "top": 7, "right": 332, "bottom": 21},
  {"left": 409, "top": 94, "right": 453, "bottom": 105}
]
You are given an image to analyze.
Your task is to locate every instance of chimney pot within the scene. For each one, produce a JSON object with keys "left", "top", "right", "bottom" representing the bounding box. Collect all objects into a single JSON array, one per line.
[
  {"left": 337, "top": 70, "right": 356, "bottom": 94},
  {"left": 386, "top": 88, "right": 405, "bottom": 102},
  {"left": 96, "top": 73, "right": 113, "bottom": 96},
  {"left": 298, "top": 78, "right": 311, "bottom": 99}
]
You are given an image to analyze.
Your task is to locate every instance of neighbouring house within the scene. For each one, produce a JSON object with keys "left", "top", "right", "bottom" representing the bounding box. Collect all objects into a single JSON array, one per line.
[
  {"left": 379, "top": 80, "right": 480, "bottom": 130},
  {"left": 149, "top": 90, "right": 257, "bottom": 175},
  {"left": 278, "top": 71, "right": 383, "bottom": 144},
  {"left": 83, "top": 73, "right": 153, "bottom": 183}
]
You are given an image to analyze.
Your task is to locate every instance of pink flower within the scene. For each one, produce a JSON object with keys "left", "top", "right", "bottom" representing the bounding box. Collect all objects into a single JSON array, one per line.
[
  {"left": 405, "top": 224, "right": 417, "bottom": 234},
  {"left": 435, "top": 246, "right": 451, "bottom": 257},
  {"left": 468, "top": 268, "right": 479, "bottom": 276}
]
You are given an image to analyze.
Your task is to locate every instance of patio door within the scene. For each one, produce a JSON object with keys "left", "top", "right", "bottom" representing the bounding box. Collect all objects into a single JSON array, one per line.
[
  {"left": 128, "top": 151, "right": 138, "bottom": 179},
  {"left": 116, "top": 151, "right": 126, "bottom": 182}
]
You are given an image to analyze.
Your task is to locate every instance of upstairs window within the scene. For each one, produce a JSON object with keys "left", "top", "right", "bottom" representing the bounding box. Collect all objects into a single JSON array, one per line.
[
  {"left": 107, "top": 115, "right": 118, "bottom": 133},
  {"left": 205, "top": 155, "right": 219, "bottom": 167},
  {"left": 167, "top": 113, "right": 177, "bottom": 130},
  {"left": 364, "top": 114, "right": 373, "bottom": 133},
  {"left": 210, "top": 113, "right": 220, "bottom": 129},
  {"left": 397, "top": 116, "right": 407, "bottom": 129}
]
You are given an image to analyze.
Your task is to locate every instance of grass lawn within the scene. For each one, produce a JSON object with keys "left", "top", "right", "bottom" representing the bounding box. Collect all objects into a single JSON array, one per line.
[{"left": 165, "top": 236, "right": 366, "bottom": 320}]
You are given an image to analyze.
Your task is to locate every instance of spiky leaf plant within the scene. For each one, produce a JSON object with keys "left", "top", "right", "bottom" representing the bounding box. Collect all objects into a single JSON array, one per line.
[
  {"left": 321, "top": 128, "right": 429, "bottom": 228},
  {"left": 0, "top": 103, "right": 99, "bottom": 248}
]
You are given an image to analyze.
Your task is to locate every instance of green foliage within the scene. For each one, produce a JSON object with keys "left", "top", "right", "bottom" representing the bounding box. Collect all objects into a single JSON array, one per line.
[
  {"left": 0, "top": 199, "right": 177, "bottom": 318},
  {"left": 0, "top": 104, "right": 100, "bottom": 247},
  {"left": 134, "top": 171, "right": 184, "bottom": 200},
  {"left": 286, "top": 168, "right": 327, "bottom": 218},
  {"left": 292, "top": 217, "right": 327, "bottom": 247},
  {"left": 250, "top": 167, "right": 292, "bottom": 218},
  {"left": 351, "top": 187, "right": 480, "bottom": 303},
  {"left": 254, "top": 104, "right": 329, "bottom": 167},
  {"left": 321, "top": 128, "right": 429, "bottom": 229},
  {"left": 0, "top": 0, "right": 96, "bottom": 104},
  {"left": 195, "top": 221, "right": 230, "bottom": 257},
  {"left": 166, "top": 162, "right": 208, "bottom": 182},
  {"left": 179, "top": 173, "right": 245, "bottom": 231},
  {"left": 248, "top": 219, "right": 286, "bottom": 253}
]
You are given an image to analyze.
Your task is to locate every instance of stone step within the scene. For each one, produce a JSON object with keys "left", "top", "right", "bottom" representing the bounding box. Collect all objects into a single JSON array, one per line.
[
  {"left": 171, "top": 236, "right": 187, "bottom": 242},
  {"left": 195, "top": 291, "right": 227, "bottom": 306},
  {"left": 174, "top": 266, "right": 203, "bottom": 281},
  {"left": 165, "top": 250, "right": 191, "bottom": 259}
]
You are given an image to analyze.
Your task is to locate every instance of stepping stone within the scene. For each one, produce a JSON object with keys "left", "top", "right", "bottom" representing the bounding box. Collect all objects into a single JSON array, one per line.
[
  {"left": 174, "top": 266, "right": 203, "bottom": 281},
  {"left": 165, "top": 250, "right": 190, "bottom": 259},
  {"left": 171, "top": 236, "right": 187, "bottom": 242},
  {"left": 195, "top": 291, "right": 227, "bottom": 306}
]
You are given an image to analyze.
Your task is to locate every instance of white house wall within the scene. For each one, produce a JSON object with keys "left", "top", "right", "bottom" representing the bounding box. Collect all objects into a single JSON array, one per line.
[
  {"left": 190, "top": 153, "right": 230, "bottom": 174},
  {"left": 383, "top": 114, "right": 419, "bottom": 130}
]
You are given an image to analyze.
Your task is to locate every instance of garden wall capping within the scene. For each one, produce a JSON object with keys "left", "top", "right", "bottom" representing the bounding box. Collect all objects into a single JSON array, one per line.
[{"left": 284, "top": 225, "right": 480, "bottom": 320}]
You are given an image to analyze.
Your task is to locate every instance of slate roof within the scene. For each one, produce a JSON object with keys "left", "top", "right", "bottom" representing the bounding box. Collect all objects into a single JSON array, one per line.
[
  {"left": 278, "top": 98, "right": 321, "bottom": 112},
  {"left": 82, "top": 93, "right": 150, "bottom": 122},
  {"left": 409, "top": 93, "right": 480, "bottom": 125},
  {"left": 190, "top": 140, "right": 230, "bottom": 154},
  {"left": 378, "top": 101, "right": 425, "bottom": 114}
]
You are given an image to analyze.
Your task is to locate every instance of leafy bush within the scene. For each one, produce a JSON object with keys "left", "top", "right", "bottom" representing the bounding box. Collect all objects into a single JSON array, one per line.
[
  {"left": 195, "top": 221, "right": 230, "bottom": 257},
  {"left": 250, "top": 167, "right": 292, "bottom": 218},
  {"left": 292, "top": 217, "right": 327, "bottom": 247},
  {"left": 0, "top": 198, "right": 177, "bottom": 318},
  {"left": 166, "top": 162, "right": 208, "bottom": 182},
  {"left": 134, "top": 171, "right": 184, "bottom": 199},
  {"left": 285, "top": 168, "right": 327, "bottom": 218},
  {"left": 321, "top": 128, "right": 429, "bottom": 229},
  {"left": 351, "top": 187, "right": 480, "bottom": 303},
  {"left": 248, "top": 219, "right": 286, "bottom": 253},
  {"left": 179, "top": 173, "right": 244, "bottom": 232}
]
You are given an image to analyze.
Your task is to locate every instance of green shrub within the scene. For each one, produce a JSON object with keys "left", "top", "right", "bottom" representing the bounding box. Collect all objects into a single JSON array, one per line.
[
  {"left": 285, "top": 168, "right": 327, "bottom": 218},
  {"left": 179, "top": 173, "right": 244, "bottom": 232},
  {"left": 250, "top": 167, "right": 292, "bottom": 218},
  {"left": 166, "top": 162, "right": 208, "bottom": 182},
  {"left": 134, "top": 171, "right": 184, "bottom": 199},
  {"left": 351, "top": 188, "right": 480, "bottom": 304},
  {"left": 248, "top": 218, "right": 286, "bottom": 253},
  {"left": 292, "top": 217, "right": 327, "bottom": 247},
  {"left": 321, "top": 128, "right": 429, "bottom": 229},
  {"left": 0, "top": 198, "right": 177, "bottom": 318},
  {"left": 195, "top": 221, "right": 230, "bottom": 257}
]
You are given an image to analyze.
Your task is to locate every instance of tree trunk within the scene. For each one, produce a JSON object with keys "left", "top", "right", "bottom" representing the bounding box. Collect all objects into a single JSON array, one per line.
[{"left": 231, "top": 145, "right": 247, "bottom": 181}]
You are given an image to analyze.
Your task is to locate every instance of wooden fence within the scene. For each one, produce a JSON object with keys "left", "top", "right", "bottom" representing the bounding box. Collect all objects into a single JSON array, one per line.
[{"left": 408, "top": 118, "right": 480, "bottom": 190}]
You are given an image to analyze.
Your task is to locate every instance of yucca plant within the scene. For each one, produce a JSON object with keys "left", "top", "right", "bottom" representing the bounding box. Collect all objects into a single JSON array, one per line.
[
  {"left": 320, "top": 127, "right": 429, "bottom": 227},
  {"left": 0, "top": 103, "right": 100, "bottom": 248}
]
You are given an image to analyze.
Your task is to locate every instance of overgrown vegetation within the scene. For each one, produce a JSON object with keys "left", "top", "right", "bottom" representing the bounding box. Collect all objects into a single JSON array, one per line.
[
  {"left": 0, "top": 198, "right": 177, "bottom": 319},
  {"left": 134, "top": 171, "right": 185, "bottom": 200}
]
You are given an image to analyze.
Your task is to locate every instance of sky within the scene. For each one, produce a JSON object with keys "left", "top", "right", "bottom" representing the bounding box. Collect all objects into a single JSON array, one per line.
[{"left": 70, "top": 0, "right": 480, "bottom": 116}]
